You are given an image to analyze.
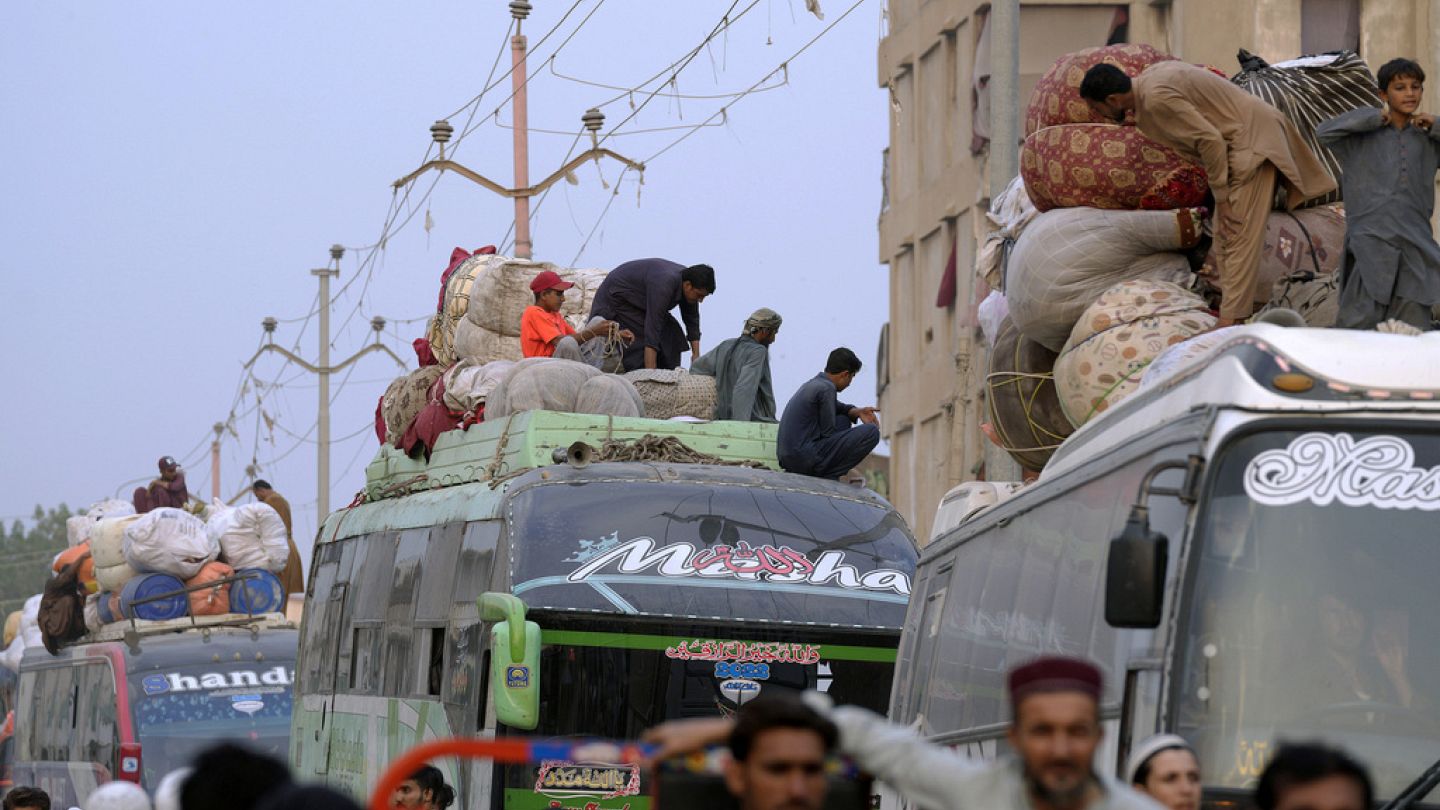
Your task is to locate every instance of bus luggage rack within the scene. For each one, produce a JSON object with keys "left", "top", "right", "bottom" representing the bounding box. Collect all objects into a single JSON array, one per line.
[{"left": 79, "top": 570, "right": 296, "bottom": 648}]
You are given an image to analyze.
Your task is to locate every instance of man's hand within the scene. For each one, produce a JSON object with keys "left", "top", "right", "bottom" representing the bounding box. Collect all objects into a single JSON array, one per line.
[
  {"left": 641, "top": 717, "right": 734, "bottom": 765},
  {"left": 849, "top": 406, "right": 879, "bottom": 426},
  {"left": 1414, "top": 112, "right": 1436, "bottom": 130},
  {"left": 618, "top": 328, "right": 635, "bottom": 342}
]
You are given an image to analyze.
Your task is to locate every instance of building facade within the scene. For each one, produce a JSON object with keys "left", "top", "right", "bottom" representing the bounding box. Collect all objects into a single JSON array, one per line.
[{"left": 877, "top": 0, "right": 1440, "bottom": 543}]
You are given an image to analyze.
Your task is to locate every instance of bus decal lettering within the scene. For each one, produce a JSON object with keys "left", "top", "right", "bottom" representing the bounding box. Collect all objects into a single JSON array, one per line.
[
  {"left": 535, "top": 761, "right": 641, "bottom": 798},
  {"left": 142, "top": 666, "right": 294, "bottom": 695},
  {"left": 664, "top": 639, "right": 822, "bottom": 665},
  {"left": 566, "top": 535, "right": 911, "bottom": 595},
  {"left": 1245, "top": 432, "right": 1440, "bottom": 510}
]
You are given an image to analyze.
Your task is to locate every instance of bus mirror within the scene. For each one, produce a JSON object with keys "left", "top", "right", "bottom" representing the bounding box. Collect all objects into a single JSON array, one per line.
[
  {"left": 480, "top": 592, "right": 540, "bottom": 730},
  {"left": 1104, "top": 506, "right": 1168, "bottom": 629}
]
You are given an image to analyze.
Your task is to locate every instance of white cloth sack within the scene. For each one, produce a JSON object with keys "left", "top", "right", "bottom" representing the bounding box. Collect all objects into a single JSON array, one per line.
[
  {"left": 92, "top": 515, "right": 142, "bottom": 592},
  {"left": 207, "top": 503, "right": 290, "bottom": 573},
  {"left": 978, "top": 175, "right": 1041, "bottom": 289},
  {"left": 123, "top": 507, "right": 218, "bottom": 580},
  {"left": 1007, "top": 207, "right": 1200, "bottom": 351},
  {"left": 573, "top": 374, "right": 645, "bottom": 418},
  {"left": 443, "top": 359, "right": 516, "bottom": 412},
  {"left": 485, "top": 358, "right": 602, "bottom": 418},
  {"left": 1, "top": 594, "right": 46, "bottom": 670},
  {"left": 67, "top": 497, "right": 137, "bottom": 548},
  {"left": 978, "top": 290, "right": 1010, "bottom": 349},
  {"left": 453, "top": 318, "right": 524, "bottom": 365},
  {"left": 466, "top": 259, "right": 609, "bottom": 337}
]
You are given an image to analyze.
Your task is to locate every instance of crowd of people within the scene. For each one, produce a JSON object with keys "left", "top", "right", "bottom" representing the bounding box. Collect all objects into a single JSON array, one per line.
[{"left": 1079, "top": 56, "right": 1440, "bottom": 332}]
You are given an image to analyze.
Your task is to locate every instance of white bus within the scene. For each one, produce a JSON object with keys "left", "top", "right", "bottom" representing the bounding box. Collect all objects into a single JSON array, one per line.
[{"left": 891, "top": 325, "right": 1440, "bottom": 806}]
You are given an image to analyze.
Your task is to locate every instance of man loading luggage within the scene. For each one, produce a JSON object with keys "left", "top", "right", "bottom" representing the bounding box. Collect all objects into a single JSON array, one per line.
[
  {"left": 587, "top": 258, "right": 715, "bottom": 370},
  {"left": 132, "top": 455, "right": 189, "bottom": 514},
  {"left": 252, "top": 480, "right": 304, "bottom": 599},
  {"left": 520, "top": 270, "right": 631, "bottom": 364},
  {"left": 777, "top": 348, "right": 879, "bottom": 480},
  {"left": 1080, "top": 61, "right": 1336, "bottom": 327},
  {"left": 691, "top": 307, "right": 782, "bottom": 422}
]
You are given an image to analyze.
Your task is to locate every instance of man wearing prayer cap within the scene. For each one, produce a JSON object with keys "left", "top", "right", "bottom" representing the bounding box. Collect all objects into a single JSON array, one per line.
[
  {"left": 691, "top": 308, "right": 782, "bottom": 422},
  {"left": 645, "top": 655, "right": 1163, "bottom": 810}
]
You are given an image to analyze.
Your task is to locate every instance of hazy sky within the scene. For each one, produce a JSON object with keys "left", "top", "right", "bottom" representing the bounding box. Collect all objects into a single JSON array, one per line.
[{"left": 0, "top": 1, "right": 890, "bottom": 572}]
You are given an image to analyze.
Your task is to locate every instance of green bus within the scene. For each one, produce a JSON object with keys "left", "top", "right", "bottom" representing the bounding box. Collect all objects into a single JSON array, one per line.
[{"left": 291, "top": 411, "right": 918, "bottom": 808}]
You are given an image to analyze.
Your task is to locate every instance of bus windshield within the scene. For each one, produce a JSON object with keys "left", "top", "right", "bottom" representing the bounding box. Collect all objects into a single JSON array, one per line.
[
  {"left": 132, "top": 662, "right": 294, "bottom": 784},
  {"left": 507, "top": 479, "right": 916, "bottom": 628},
  {"left": 1177, "top": 428, "right": 1440, "bottom": 799}
]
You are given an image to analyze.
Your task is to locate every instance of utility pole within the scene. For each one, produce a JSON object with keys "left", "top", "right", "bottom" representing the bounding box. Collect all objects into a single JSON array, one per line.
[
  {"left": 244, "top": 245, "right": 408, "bottom": 523},
  {"left": 392, "top": 2, "right": 646, "bottom": 261},
  {"left": 210, "top": 422, "right": 224, "bottom": 501},
  {"left": 511, "top": 0, "right": 534, "bottom": 258},
  {"left": 984, "top": 0, "right": 1024, "bottom": 483}
]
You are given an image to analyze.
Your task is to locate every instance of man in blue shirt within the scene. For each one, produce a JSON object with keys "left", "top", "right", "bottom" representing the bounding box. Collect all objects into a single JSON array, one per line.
[
  {"left": 588, "top": 258, "right": 715, "bottom": 370},
  {"left": 777, "top": 348, "right": 880, "bottom": 480}
]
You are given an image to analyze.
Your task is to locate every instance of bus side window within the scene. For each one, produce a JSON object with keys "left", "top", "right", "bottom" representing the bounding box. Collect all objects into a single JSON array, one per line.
[
  {"left": 453, "top": 522, "right": 500, "bottom": 608},
  {"left": 15, "top": 673, "right": 35, "bottom": 761},
  {"left": 383, "top": 528, "right": 430, "bottom": 695},
  {"left": 75, "top": 663, "right": 118, "bottom": 776},
  {"left": 300, "top": 541, "right": 345, "bottom": 695},
  {"left": 35, "top": 667, "right": 77, "bottom": 761}
]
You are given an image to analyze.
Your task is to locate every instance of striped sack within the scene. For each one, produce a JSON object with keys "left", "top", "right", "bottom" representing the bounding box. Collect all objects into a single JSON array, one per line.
[{"left": 1231, "top": 49, "right": 1379, "bottom": 208}]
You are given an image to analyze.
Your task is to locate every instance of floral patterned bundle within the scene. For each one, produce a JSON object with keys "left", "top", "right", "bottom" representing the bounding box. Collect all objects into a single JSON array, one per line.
[
  {"left": 1025, "top": 43, "right": 1174, "bottom": 135},
  {"left": 1021, "top": 124, "right": 1209, "bottom": 212}
]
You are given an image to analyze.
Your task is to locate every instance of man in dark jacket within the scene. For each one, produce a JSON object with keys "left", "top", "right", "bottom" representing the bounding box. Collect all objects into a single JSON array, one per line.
[
  {"left": 692, "top": 307, "right": 781, "bottom": 422},
  {"left": 588, "top": 258, "right": 715, "bottom": 370},
  {"left": 777, "top": 348, "right": 879, "bottom": 480},
  {"left": 132, "top": 456, "right": 189, "bottom": 514}
]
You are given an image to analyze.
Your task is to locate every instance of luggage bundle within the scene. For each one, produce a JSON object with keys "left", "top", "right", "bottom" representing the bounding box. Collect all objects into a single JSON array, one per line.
[
  {"left": 434, "top": 257, "right": 609, "bottom": 366},
  {"left": 985, "top": 317, "right": 1073, "bottom": 472},
  {"left": 623, "top": 369, "right": 718, "bottom": 420},
  {"left": 486, "top": 358, "right": 644, "bottom": 420}
]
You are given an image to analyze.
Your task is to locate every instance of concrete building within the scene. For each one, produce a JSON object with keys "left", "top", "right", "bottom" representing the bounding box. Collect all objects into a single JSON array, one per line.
[{"left": 876, "top": 0, "right": 1440, "bottom": 543}]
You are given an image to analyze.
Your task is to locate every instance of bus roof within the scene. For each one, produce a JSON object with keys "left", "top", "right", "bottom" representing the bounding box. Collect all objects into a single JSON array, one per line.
[
  {"left": 22, "top": 623, "right": 297, "bottom": 672},
  {"left": 363, "top": 410, "right": 777, "bottom": 502},
  {"left": 1045, "top": 325, "right": 1440, "bottom": 479}
]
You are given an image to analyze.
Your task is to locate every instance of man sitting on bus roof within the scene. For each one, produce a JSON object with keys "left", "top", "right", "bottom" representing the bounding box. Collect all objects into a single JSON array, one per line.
[
  {"left": 520, "top": 270, "right": 631, "bottom": 365},
  {"left": 132, "top": 456, "right": 189, "bottom": 514},
  {"left": 725, "top": 692, "right": 837, "bottom": 810},
  {"left": 691, "top": 307, "right": 782, "bottom": 423},
  {"left": 646, "top": 656, "right": 1163, "bottom": 810},
  {"left": 777, "top": 348, "right": 879, "bottom": 480}
]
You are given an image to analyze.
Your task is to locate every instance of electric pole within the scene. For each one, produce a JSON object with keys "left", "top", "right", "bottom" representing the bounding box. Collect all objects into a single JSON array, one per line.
[
  {"left": 392, "top": 1, "right": 646, "bottom": 261},
  {"left": 244, "top": 245, "right": 408, "bottom": 522},
  {"left": 210, "top": 422, "right": 224, "bottom": 501}
]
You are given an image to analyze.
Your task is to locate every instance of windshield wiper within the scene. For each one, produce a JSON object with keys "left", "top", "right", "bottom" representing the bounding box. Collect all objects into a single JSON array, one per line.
[{"left": 1382, "top": 756, "right": 1440, "bottom": 810}]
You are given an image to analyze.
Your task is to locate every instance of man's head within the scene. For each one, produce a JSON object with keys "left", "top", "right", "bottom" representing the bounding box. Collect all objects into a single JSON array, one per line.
[
  {"left": 1255, "top": 744, "right": 1373, "bottom": 810},
  {"left": 1378, "top": 58, "right": 1425, "bottom": 117},
  {"left": 1079, "top": 63, "right": 1136, "bottom": 123},
  {"left": 3, "top": 786, "right": 50, "bottom": 810},
  {"left": 681, "top": 264, "right": 716, "bottom": 304},
  {"left": 823, "top": 348, "right": 862, "bottom": 392},
  {"left": 725, "top": 692, "right": 838, "bottom": 810},
  {"left": 391, "top": 764, "right": 454, "bottom": 809},
  {"left": 179, "top": 743, "right": 292, "bottom": 810},
  {"left": 530, "top": 270, "right": 574, "bottom": 313},
  {"left": 1005, "top": 657, "right": 1105, "bottom": 810},
  {"left": 745, "top": 308, "right": 783, "bottom": 346},
  {"left": 157, "top": 456, "right": 180, "bottom": 481},
  {"left": 252, "top": 480, "right": 273, "bottom": 499}
]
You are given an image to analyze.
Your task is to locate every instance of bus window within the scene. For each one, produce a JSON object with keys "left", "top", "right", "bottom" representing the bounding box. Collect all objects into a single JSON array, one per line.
[
  {"left": 452, "top": 522, "right": 500, "bottom": 609},
  {"left": 417, "top": 523, "right": 464, "bottom": 622},
  {"left": 301, "top": 543, "right": 344, "bottom": 694},
  {"left": 75, "top": 663, "right": 118, "bottom": 776},
  {"left": 349, "top": 625, "right": 383, "bottom": 694},
  {"left": 900, "top": 572, "right": 948, "bottom": 724},
  {"left": 36, "top": 667, "right": 77, "bottom": 761},
  {"left": 351, "top": 532, "right": 397, "bottom": 623}
]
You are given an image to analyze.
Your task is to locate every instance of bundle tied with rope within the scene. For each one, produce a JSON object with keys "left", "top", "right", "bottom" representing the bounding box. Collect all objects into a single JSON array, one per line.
[
  {"left": 985, "top": 316, "right": 1074, "bottom": 473},
  {"left": 594, "top": 434, "right": 768, "bottom": 468}
]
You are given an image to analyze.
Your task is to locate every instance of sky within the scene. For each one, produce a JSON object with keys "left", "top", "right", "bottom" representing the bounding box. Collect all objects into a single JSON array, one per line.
[{"left": 0, "top": 1, "right": 890, "bottom": 573}]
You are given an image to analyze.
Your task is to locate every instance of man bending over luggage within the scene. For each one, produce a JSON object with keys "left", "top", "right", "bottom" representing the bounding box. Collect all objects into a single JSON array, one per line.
[
  {"left": 778, "top": 348, "right": 879, "bottom": 480},
  {"left": 1080, "top": 61, "right": 1335, "bottom": 326},
  {"left": 588, "top": 259, "right": 714, "bottom": 370}
]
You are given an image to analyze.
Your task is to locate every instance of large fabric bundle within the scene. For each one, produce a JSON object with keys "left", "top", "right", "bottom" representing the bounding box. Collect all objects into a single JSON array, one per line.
[
  {"left": 1026, "top": 44, "right": 1175, "bottom": 135},
  {"left": 1022, "top": 124, "right": 1209, "bottom": 213},
  {"left": 466, "top": 259, "right": 608, "bottom": 337},
  {"left": 186, "top": 561, "right": 234, "bottom": 617},
  {"left": 122, "top": 508, "right": 218, "bottom": 580},
  {"left": 443, "top": 359, "right": 516, "bottom": 413},
  {"left": 1231, "top": 207, "right": 1345, "bottom": 305},
  {"left": 453, "top": 318, "right": 524, "bottom": 365},
  {"left": 986, "top": 316, "right": 1073, "bottom": 472},
  {"left": 1054, "top": 280, "right": 1216, "bottom": 426},
  {"left": 1231, "top": 50, "right": 1379, "bottom": 208},
  {"left": 978, "top": 176, "right": 1041, "bottom": 290},
  {"left": 573, "top": 374, "right": 645, "bottom": 418},
  {"left": 623, "top": 370, "right": 718, "bottom": 420},
  {"left": 207, "top": 503, "right": 290, "bottom": 572},
  {"left": 92, "top": 515, "right": 142, "bottom": 592},
  {"left": 1007, "top": 207, "right": 1202, "bottom": 351},
  {"left": 66, "top": 498, "right": 136, "bottom": 548},
  {"left": 1139, "top": 326, "right": 1243, "bottom": 389},
  {"left": 485, "top": 358, "right": 603, "bottom": 419},
  {"left": 381, "top": 365, "right": 446, "bottom": 446},
  {"left": 427, "top": 253, "right": 507, "bottom": 366},
  {"left": 0, "top": 596, "right": 43, "bottom": 672},
  {"left": 1258, "top": 271, "right": 1340, "bottom": 327}
]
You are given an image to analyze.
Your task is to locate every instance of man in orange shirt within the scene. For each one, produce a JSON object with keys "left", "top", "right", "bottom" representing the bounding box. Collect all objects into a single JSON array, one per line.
[{"left": 521, "top": 270, "right": 632, "bottom": 363}]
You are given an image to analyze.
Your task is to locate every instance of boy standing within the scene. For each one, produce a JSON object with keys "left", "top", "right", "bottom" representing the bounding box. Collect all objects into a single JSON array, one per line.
[{"left": 1318, "top": 58, "right": 1440, "bottom": 331}]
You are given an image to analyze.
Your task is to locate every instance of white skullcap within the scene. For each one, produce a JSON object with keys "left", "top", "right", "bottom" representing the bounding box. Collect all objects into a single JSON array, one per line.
[
  {"left": 84, "top": 782, "right": 152, "bottom": 810},
  {"left": 1126, "top": 733, "right": 1194, "bottom": 784},
  {"left": 153, "top": 768, "right": 192, "bottom": 810}
]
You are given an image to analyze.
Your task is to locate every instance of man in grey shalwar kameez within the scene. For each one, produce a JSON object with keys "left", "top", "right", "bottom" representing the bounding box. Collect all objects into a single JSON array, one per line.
[
  {"left": 644, "top": 656, "right": 1163, "bottom": 810},
  {"left": 690, "top": 308, "right": 782, "bottom": 422},
  {"left": 1318, "top": 58, "right": 1440, "bottom": 331}
]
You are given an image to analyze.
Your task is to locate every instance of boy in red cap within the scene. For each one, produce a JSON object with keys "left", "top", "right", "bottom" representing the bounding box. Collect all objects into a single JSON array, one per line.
[
  {"left": 645, "top": 655, "right": 1162, "bottom": 810},
  {"left": 520, "top": 270, "right": 631, "bottom": 364}
]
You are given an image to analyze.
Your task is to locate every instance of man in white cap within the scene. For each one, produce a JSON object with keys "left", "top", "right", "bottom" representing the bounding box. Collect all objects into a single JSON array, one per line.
[
  {"left": 82, "top": 782, "right": 151, "bottom": 810},
  {"left": 1126, "top": 735, "right": 1200, "bottom": 810},
  {"left": 691, "top": 308, "right": 782, "bottom": 422}
]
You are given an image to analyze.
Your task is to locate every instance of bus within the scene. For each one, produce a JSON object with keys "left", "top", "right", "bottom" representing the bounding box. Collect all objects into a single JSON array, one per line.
[
  {"left": 12, "top": 613, "right": 296, "bottom": 806},
  {"left": 291, "top": 410, "right": 919, "bottom": 808},
  {"left": 890, "top": 325, "right": 1440, "bottom": 807}
]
